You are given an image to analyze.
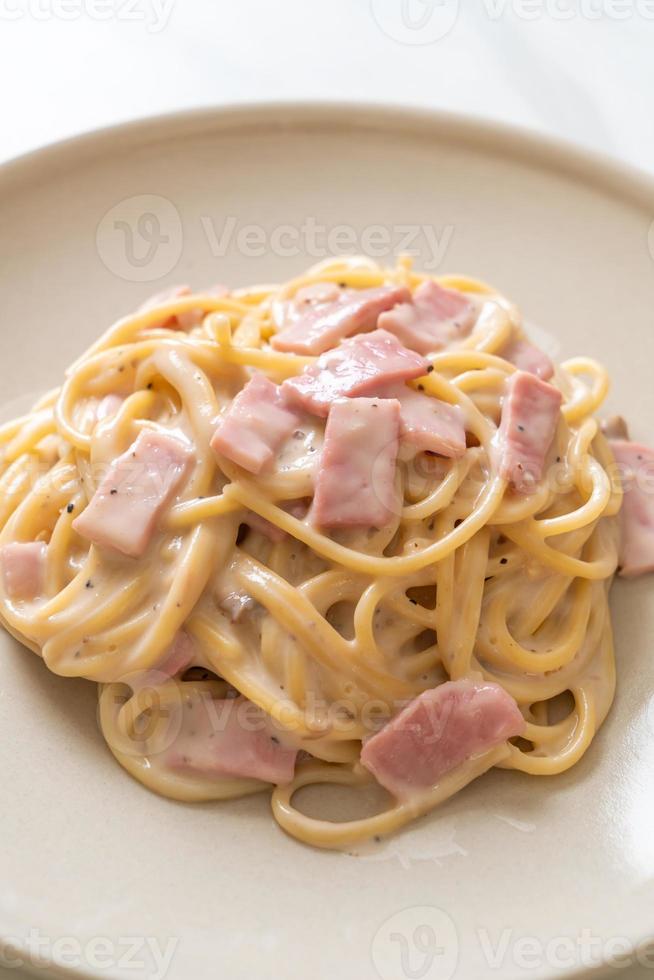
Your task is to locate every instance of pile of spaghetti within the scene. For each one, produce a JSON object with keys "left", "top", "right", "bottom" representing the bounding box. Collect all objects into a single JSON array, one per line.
[{"left": 0, "top": 256, "right": 629, "bottom": 849}]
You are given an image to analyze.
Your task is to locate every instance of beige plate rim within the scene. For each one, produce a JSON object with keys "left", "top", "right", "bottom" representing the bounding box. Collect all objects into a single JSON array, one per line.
[{"left": 1, "top": 102, "right": 653, "bottom": 980}]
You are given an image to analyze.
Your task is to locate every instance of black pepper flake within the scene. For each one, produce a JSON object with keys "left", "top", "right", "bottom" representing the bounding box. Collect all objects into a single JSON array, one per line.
[
  {"left": 147, "top": 382, "right": 153, "bottom": 390},
  {"left": 409, "top": 598, "right": 418, "bottom": 605},
  {"left": 454, "top": 518, "right": 463, "bottom": 527},
  {"left": 270, "top": 735, "right": 280, "bottom": 744},
  {"left": 517, "top": 424, "right": 525, "bottom": 432},
  {"left": 426, "top": 365, "right": 434, "bottom": 373},
  {"left": 500, "top": 557, "right": 508, "bottom": 565},
  {"left": 417, "top": 384, "right": 424, "bottom": 391},
  {"left": 338, "top": 281, "right": 347, "bottom": 288},
  {"left": 110, "top": 488, "right": 118, "bottom": 495},
  {"left": 85, "top": 580, "right": 93, "bottom": 588},
  {"left": 556, "top": 456, "right": 561, "bottom": 463},
  {"left": 373, "top": 835, "right": 382, "bottom": 843},
  {"left": 66, "top": 503, "right": 74, "bottom": 514}
]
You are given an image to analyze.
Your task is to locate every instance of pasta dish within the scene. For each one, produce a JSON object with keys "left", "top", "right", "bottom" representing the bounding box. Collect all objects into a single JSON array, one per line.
[{"left": 0, "top": 256, "right": 649, "bottom": 850}]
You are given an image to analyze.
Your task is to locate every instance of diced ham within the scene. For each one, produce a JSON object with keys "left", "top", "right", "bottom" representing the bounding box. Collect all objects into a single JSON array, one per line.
[
  {"left": 377, "top": 384, "right": 466, "bottom": 458},
  {"left": 360, "top": 679, "right": 525, "bottom": 800},
  {"left": 0, "top": 542, "right": 47, "bottom": 599},
  {"left": 73, "top": 429, "right": 193, "bottom": 558},
  {"left": 96, "top": 394, "right": 123, "bottom": 422},
  {"left": 245, "top": 510, "right": 287, "bottom": 543},
  {"left": 166, "top": 695, "right": 297, "bottom": 785},
  {"left": 496, "top": 371, "right": 562, "bottom": 493},
  {"left": 283, "top": 329, "right": 428, "bottom": 418},
  {"left": 271, "top": 284, "right": 411, "bottom": 356},
  {"left": 312, "top": 397, "right": 401, "bottom": 528},
  {"left": 378, "top": 280, "right": 476, "bottom": 355},
  {"left": 140, "top": 284, "right": 228, "bottom": 331},
  {"left": 210, "top": 374, "right": 300, "bottom": 475},
  {"left": 610, "top": 439, "right": 654, "bottom": 577},
  {"left": 500, "top": 335, "right": 553, "bottom": 381},
  {"left": 157, "top": 631, "right": 195, "bottom": 679},
  {"left": 242, "top": 501, "right": 307, "bottom": 544}
]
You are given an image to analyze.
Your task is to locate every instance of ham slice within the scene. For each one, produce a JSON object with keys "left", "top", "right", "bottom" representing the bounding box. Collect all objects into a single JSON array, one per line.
[
  {"left": 312, "top": 397, "right": 401, "bottom": 528},
  {"left": 166, "top": 695, "right": 297, "bottom": 785},
  {"left": 500, "top": 336, "right": 553, "bottom": 381},
  {"left": 73, "top": 429, "right": 193, "bottom": 558},
  {"left": 210, "top": 374, "right": 300, "bottom": 475},
  {"left": 140, "top": 284, "right": 227, "bottom": 331},
  {"left": 245, "top": 510, "right": 287, "bottom": 543},
  {"left": 496, "top": 371, "right": 562, "bottom": 493},
  {"left": 378, "top": 280, "right": 476, "bottom": 355},
  {"left": 271, "top": 284, "right": 410, "bottom": 356},
  {"left": 610, "top": 439, "right": 654, "bottom": 577},
  {"left": 157, "top": 631, "right": 195, "bottom": 679},
  {"left": 377, "top": 384, "right": 466, "bottom": 458},
  {"left": 360, "top": 679, "right": 525, "bottom": 800},
  {"left": 283, "top": 329, "right": 428, "bottom": 418},
  {"left": 0, "top": 542, "right": 47, "bottom": 599}
]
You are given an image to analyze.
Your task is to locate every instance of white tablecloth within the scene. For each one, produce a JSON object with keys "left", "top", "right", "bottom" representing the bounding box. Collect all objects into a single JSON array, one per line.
[{"left": 0, "top": 0, "right": 652, "bottom": 174}]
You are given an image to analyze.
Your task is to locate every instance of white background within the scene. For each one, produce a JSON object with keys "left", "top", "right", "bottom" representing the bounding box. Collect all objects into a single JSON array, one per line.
[
  {"left": 0, "top": 3, "right": 652, "bottom": 979},
  {"left": 0, "top": 0, "right": 653, "bottom": 175}
]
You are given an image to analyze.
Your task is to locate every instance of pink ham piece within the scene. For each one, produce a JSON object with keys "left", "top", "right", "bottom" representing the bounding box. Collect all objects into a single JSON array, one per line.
[
  {"left": 271, "top": 284, "right": 411, "bottom": 356},
  {"left": 360, "top": 679, "right": 525, "bottom": 800},
  {"left": 73, "top": 429, "right": 193, "bottom": 558},
  {"left": 377, "top": 384, "right": 466, "bottom": 458},
  {"left": 156, "top": 631, "right": 195, "bottom": 679},
  {"left": 283, "top": 329, "right": 428, "bottom": 418},
  {"left": 140, "top": 284, "right": 228, "bottom": 331},
  {"left": 500, "top": 335, "right": 553, "bottom": 381},
  {"left": 312, "top": 397, "right": 401, "bottom": 528},
  {"left": 496, "top": 371, "right": 562, "bottom": 493},
  {"left": 378, "top": 280, "right": 476, "bottom": 355},
  {"left": 0, "top": 542, "right": 47, "bottom": 599},
  {"left": 210, "top": 374, "right": 300, "bottom": 474},
  {"left": 610, "top": 439, "right": 654, "bottom": 577},
  {"left": 166, "top": 695, "right": 297, "bottom": 785},
  {"left": 245, "top": 510, "right": 287, "bottom": 543}
]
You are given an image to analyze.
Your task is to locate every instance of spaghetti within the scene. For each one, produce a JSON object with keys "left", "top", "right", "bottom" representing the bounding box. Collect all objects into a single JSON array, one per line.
[{"left": 0, "top": 257, "right": 623, "bottom": 849}]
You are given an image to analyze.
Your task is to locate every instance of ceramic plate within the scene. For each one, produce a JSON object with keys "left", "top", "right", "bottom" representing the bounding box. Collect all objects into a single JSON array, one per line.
[{"left": 1, "top": 104, "right": 653, "bottom": 980}]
